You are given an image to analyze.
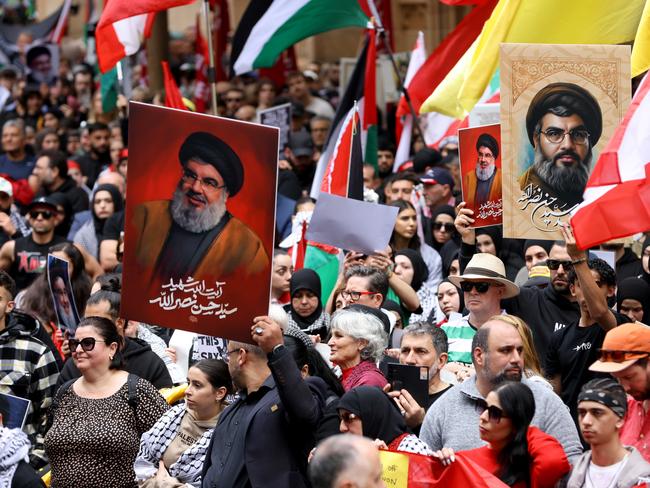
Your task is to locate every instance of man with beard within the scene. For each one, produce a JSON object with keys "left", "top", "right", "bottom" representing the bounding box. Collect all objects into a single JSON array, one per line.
[
  {"left": 519, "top": 83, "right": 602, "bottom": 208},
  {"left": 33, "top": 149, "right": 89, "bottom": 214},
  {"left": 589, "top": 323, "right": 650, "bottom": 461},
  {"left": 132, "top": 131, "right": 269, "bottom": 289},
  {"left": 455, "top": 205, "right": 581, "bottom": 365},
  {"left": 51, "top": 275, "right": 78, "bottom": 332},
  {"left": 420, "top": 316, "right": 582, "bottom": 461},
  {"left": 26, "top": 45, "right": 56, "bottom": 86},
  {"left": 463, "top": 133, "right": 501, "bottom": 211},
  {"left": 73, "top": 122, "right": 111, "bottom": 187}
]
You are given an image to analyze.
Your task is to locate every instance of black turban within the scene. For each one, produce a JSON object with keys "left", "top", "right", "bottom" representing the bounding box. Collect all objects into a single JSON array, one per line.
[
  {"left": 26, "top": 45, "right": 50, "bottom": 67},
  {"left": 525, "top": 82, "right": 602, "bottom": 147},
  {"left": 476, "top": 133, "right": 499, "bottom": 159},
  {"left": 178, "top": 132, "right": 244, "bottom": 197}
]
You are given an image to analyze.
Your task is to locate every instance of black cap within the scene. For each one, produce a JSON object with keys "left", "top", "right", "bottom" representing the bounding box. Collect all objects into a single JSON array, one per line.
[
  {"left": 28, "top": 196, "right": 58, "bottom": 212},
  {"left": 178, "top": 132, "right": 244, "bottom": 197}
]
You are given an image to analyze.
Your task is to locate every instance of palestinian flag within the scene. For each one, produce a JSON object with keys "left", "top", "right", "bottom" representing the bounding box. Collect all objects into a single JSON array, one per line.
[
  {"left": 230, "top": 0, "right": 368, "bottom": 75},
  {"left": 310, "top": 29, "right": 377, "bottom": 199}
]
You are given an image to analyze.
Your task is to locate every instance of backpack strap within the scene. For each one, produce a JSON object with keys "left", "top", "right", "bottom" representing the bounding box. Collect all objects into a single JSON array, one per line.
[{"left": 126, "top": 373, "right": 139, "bottom": 410}]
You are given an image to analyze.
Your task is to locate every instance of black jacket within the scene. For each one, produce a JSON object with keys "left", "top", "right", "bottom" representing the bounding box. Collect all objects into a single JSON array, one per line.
[
  {"left": 616, "top": 248, "right": 643, "bottom": 286},
  {"left": 201, "top": 346, "right": 325, "bottom": 488},
  {"left": 56, "top": 337, "right": 172, "bottom": 390},
  {"left": 37, "top": 177, "right": 89, "bottom": 215}
]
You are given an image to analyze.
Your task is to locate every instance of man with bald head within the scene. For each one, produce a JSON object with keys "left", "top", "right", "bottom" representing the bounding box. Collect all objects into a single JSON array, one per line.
[
  {"left": 309, "top": 435, "right": 385, "bottom": 488},
  {"left": 420, "top": 315, "right": 582, "bottom": 461}
]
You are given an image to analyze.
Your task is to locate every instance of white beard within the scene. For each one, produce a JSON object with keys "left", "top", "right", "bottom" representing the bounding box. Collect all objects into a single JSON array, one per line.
[
  {"left": 56, "top": 302, "right": 78, "bottom": 330},
  {"left": 170, "top": 185, "right": 228, "bottom": 233},
  {"left": 476, "top": 163, "right": 496, "bottom": 182}
]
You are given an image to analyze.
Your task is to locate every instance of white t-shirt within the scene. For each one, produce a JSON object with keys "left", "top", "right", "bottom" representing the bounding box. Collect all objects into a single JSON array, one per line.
[{"left": 585, "top": 455, "right": 628, "bottom": 488}]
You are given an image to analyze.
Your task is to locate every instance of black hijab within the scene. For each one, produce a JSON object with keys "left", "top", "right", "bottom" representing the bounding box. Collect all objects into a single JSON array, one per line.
[
  {"left": 288, "top": 268, "right": 323, "bottom": 328},
  {"left": 92, "top": 183, "right": 124, "bottom": 237},
  {"left": 394, "top": 249, "right": 428, "bottom": 292},
  {"left": 641, "top": 236, "right": 650, "bottom": 286},
  {"left": 476, "top": 226, "right": 502, "bottom": 256},
  {"left": 616, "top": 277, "right": 650, "bottom": 322},
  {"left": 338, "top": 386, "right": 407, "bottom": 445}
]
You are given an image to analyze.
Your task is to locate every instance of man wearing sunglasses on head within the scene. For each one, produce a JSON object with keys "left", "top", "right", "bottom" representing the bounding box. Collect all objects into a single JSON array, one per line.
[
  {"left": 590, "top": 322, "right": 650, "bottom": 462},
  {"left": 0, "top": 196, "right": 68, "bottom": 291},
  {"left": 545, "top": 225, "right": 630, "bottom": 429},
  {"left": 455, "top": 204, "right": 580, "bottom": 367}
]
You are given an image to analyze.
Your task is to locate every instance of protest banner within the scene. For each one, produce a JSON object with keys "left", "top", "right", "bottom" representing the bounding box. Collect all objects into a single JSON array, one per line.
[
  {"left": 47, "top": 254, "right": 80, "bottom": 334},
  {"left": 121, "top": 103, "right": 279, "bottom": 342},
  {"left": 500, "top": 43, "right": 630, "bottom": 239},
  {"left": 25, "top": 43, "right": 59, "bottom": 86},
  {"left": 258, "top": 102, "right": 291, "bottom": 153},
  {"left": 459, "top": 123, "right": 502, "bottom": 228}
]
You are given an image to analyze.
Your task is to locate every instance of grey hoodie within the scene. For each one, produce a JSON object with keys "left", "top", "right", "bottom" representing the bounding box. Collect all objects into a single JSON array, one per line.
[
  {"left": 420, "top": 375, "right": 583, "bottom": 462},
  {"left": 565, "top": 447, "right": 650, "bottom": 488}
]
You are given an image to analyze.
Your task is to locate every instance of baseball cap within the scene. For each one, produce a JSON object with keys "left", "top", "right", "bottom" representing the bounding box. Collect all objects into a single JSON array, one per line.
[
  {"left": 523, "top": 265, "right": 551, "bottom": 288},
  {"left": 289, "top": 130, "right": 314, "bottom": 157},
  {"left": 0, "top": 177, "right": 13, "bottom": 197},
  {"left": 420, "top": 167, "right": 454, "bottom": 189},
  {"left": 27, "top": 196, "right": 58, "bottom": 213},
  {"left": 589, "top": 322, "right": 650, "bottom": 373}
]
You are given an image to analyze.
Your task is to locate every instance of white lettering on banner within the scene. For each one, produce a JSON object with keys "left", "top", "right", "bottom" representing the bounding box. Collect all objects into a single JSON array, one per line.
[
  {"left": 518, "top": 184, "right": 577, "bottom": 231},
  {"left": 554, "top": 322, "right": 567, "bottom": 332},
  {"left": 477, "top": 199, "right": 503, "bottom": 220},
  {"left": 149, "top": 277, "right": 238, "bottom": 318}
]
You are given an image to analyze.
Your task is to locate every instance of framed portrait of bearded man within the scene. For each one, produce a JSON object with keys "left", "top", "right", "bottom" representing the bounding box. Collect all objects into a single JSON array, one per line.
[
  {"left": 500, "top": 43, "right": 630, "bottom": 239},
  {"left": 121, "top": 103, "right": 279, "bottom": 342}
]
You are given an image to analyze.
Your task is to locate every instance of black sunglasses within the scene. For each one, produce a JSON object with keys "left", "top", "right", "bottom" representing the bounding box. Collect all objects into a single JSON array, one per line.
[
  {"left": 29, "top": 210, "right": 53, "bottom": 220},
  {"left": 597, "top": 349, "right": 650, "bottom": 363},
  {"left": 68, "top": 337, "right": 106, "bottom": 352},
  {"left": 433, "top": 222, "right": 455, "bottom": 233},
  {"left": 546, "top": 259, "right": 573, "bottom": 271},
  {"left": 475, "top": 398, "right": 507, "bottom": 423},
  {"left": 460, "top": 281, "right": 493, "bottom": 293}
]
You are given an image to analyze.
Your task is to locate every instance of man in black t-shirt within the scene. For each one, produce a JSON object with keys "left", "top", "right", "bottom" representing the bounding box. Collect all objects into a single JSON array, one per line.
[
  {"left": 546, "top": 228, "right": 630, "bottom": 424},
  {"left": 0, "top": 196, "right": 68, "bottom": 290}
]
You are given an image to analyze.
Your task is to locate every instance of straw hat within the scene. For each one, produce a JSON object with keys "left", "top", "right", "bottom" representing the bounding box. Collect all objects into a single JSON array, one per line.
[{"left": 448, "top": 253, "right": 520, "bottom": 299}]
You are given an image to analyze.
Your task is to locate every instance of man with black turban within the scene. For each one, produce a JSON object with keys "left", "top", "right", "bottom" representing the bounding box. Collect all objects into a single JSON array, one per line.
[
  {"left": 463, "top": 132, "right": 501, "bottom": 211},
  {"left": 519, "top": 82, "right": 602, "bottom": 208},
  {"left": 132, "top": 131, "right": 268, "bottom": 286}
]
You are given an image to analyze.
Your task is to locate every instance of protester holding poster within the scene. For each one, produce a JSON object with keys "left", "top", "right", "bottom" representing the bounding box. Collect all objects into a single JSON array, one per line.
[
  {"left": 459, "top": 124, "right": 502, "bottom": 228},
  {"left": 122, "top": 103, "right": 278, "bottom": 343}
]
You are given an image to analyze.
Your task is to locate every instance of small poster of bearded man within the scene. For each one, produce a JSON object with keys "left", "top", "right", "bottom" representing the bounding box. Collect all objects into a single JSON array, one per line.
[
  {"left": 499, "top": 43, "right": 630, "bottom": 239},
  {"left": 121, "top": 103, "right": 279, "bottom": 342},
  {"left": 459, "top": 123, "right": 502, "bottom": 228}
]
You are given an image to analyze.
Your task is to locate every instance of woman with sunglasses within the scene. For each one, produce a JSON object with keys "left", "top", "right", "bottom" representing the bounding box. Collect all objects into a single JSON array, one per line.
[
  {"left": 45, "top": 316, "right": 169, "bottom": 488},
  {"left": 338, "top": 385, "right": 432, "bottom": 455},
  {"left": 389, "top": 200, "right": 443, "bottom": 290},
  {"left": 134, "top": 359, "right": 232, "bottom": 487},
  {"left": 433, "top": 382, "right": 570, "bottom": 487},
  {"left": 430, "top": 205, "right": 458, "bottom": 251}
]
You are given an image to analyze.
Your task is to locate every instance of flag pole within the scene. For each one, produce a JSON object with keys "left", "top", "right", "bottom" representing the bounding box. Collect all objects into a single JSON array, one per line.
[
  {"left": 202, "top": 0, "right": 218, "bottom": 115},
  {"left": 367, "top": 0, "right": 426, "bottom": 147}
]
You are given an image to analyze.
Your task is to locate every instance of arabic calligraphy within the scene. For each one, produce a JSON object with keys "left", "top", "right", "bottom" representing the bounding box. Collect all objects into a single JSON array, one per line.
[
  {"left": 477, "top": 199, "right": 503, "bottom": 220},
  {"left": 149, "top": 277, "right": 238, "bottom": 318},
  {"left": 518, "top": 184, "right": 578, "bottom": 231}
]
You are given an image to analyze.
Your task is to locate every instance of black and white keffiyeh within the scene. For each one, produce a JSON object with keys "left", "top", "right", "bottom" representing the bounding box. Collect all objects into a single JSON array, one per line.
[
  {"left": 0, "top": 427, "right": 31, "bottom": 488},
  {"left": 134, "top": 403, "right": 213, "bottom": 487}
]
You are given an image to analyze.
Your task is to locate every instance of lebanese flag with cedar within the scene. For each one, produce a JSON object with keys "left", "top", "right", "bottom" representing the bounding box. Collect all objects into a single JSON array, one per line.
[
  {"left": 571, "top": 72, "right": 650, "bottom": 249},
  {"left": 96, "top": 0, "right": 195, "bottom": 73}
]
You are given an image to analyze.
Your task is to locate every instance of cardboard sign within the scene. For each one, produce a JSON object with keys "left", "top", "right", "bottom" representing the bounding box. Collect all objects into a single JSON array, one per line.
[
  {"left": 0, "top": 391, "right": 30, "bottom": 429},
  {"left": 306, "top": 193, "right": 399, "bottom": 254},
  {"left": 379, "top": 450, "right": 410, "bottom": 488},
  {"left": 258, "top": 103, "right": 291, "bottom": 152},
  {"left": 47, "top": 254, "right": 80, "bottom": 334},
  {"left": 121, "top": 103, "right": 279, "bottom": 343},
  {"left": 459, "top": 123, "right": 502, "bottom": 228},
  {"left": 500, "top": 43, "right": 630, "bottom": 239}
]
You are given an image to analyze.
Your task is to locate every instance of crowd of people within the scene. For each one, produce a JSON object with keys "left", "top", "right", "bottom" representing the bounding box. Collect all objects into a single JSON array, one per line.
[{"left": 1, "top": 18, "right": 650, "bottom": 488}]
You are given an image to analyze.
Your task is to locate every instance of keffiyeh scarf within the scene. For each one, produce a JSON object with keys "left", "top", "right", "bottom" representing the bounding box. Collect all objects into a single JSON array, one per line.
[
  {"left": 134, "top": 404, "right": 213, "bottom": 487},
  {"left": 0, "top": 428, "right": 30, "bottom": 488}
]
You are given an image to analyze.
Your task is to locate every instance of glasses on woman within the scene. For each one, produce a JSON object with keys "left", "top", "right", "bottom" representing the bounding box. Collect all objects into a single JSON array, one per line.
[
  {"left": 68, "top": 337, "right": 106, "bottom": 352},
  {"left": 433, "top": 222, "right": 455, "bottom": 233},
  {"left": 339, "top": 411, "right": 359, "bottom": 423},
  {"left": 475, "top": 398, "right": 507, "bottom": 423}
]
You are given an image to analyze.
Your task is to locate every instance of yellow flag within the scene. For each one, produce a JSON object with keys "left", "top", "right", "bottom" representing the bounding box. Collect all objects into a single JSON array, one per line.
[
  {"left": 421, "top": 0, "right": 647, "bottom": 117},
  {"left": 632, "top": 1, "right": 650, "bottom": 77}
]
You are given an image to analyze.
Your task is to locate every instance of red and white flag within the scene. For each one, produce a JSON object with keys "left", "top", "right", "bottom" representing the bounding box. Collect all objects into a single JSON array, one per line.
[
  {"left": 571, "top": 72, "right": 650, "bottom": 249},
  {"left": 96, "top": 0, "right": 194, "bottom": 73}
]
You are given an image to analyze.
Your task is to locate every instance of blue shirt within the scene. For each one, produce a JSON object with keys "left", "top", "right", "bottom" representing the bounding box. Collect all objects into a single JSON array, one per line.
[{"left": 0, "top": 154, "right": 35, "bottom": 180}]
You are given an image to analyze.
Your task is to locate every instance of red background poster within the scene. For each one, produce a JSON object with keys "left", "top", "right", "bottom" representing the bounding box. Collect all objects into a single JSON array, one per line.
[
  {"left": 459, "top": 123, "right": 502, "bottom": 228},
  {"left": 121, "top": 103, "right": 279, "bottom": 342}
]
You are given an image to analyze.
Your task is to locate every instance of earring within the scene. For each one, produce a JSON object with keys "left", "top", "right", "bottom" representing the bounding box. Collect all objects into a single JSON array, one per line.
[{"left": 109, "top": 355, "right": 114, "bottom": 361}]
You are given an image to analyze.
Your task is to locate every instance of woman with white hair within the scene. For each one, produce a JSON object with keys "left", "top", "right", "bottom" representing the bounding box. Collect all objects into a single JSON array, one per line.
[{"left": 327, "top": 305, "right": 388, "bottom": 391}]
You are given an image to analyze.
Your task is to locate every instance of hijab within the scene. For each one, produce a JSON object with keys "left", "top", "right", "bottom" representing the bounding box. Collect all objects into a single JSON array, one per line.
[
  {"left": 475, "top": 226, "right": 502, "bottom": 256},
  {"left": 338, "top": 386, "right": 407, "bottom": 445},
  {"left": 394, "top": 249, "right": 429, "bottom": 292},
  {"left": 92, "top": 183, "right": 124, "bottom": 237},
  {"left": 616, "top": 277, "right": 650, "bottom": 322},
  {"left": 288, "top": 268, "right": 323, "bottom": 328}
]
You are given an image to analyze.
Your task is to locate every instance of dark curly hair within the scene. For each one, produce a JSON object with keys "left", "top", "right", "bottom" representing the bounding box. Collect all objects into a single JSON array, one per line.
[{"left": 567, "top": 257, "right": 616, "bottom": 287}]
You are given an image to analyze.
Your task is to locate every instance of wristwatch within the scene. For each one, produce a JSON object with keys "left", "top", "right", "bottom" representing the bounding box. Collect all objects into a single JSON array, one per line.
[{"left": 268, "top": 343, "right": 286, "bottom": 360}]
